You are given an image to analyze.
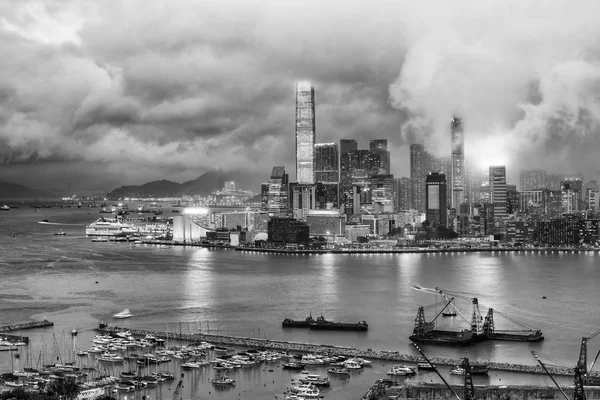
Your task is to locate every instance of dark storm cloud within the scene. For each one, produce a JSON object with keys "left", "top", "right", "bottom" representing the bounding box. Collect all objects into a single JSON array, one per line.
[{"left": 2, "top": 0, "right": 600, "bottom": 189}]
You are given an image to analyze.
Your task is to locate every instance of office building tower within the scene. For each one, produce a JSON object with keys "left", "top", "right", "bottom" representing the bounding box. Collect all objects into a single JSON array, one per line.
[
  {"left": 295, "top": 81, "right": 316, "bottom": 183},
  {"left": 340, "top": 139, "right": 358, "bottom": 156},
  {"left": 410, "top": 144, "right": 426, "bottom": 212},
  {"left": 371, "top": 174, "right": 395, "bottom": 213},
  {"left": 561, "top": 179, "right": 583, "bottom": 213},
  {"left": 520, "top": 169, "right": 547, "bottom": 191},
  {"left": 314, "top": 143, "right": 339, "bottom": 183},
  {"left": 289, "top": 182, "right": 317, "bottom": 221},
  {"left": 316, "top": 182, "right": 339, "bottom": 209},
  {"left": 426, "top": 172, "right": 447, "bottom": 227},
  {"left": 369, "top": 139, "right": 390, "bottom": 175},
  {"left": 506, "top": 184, "right": 519, "bottom": 214},
  {"left": 489, "top": 166, "right": 507, "bottom": 230},
  {"left": 450, "top": 116, "right": 465, "bottom": 209},
  {"left": 396, "top": 177, "right": 411, "bottom": 211},
  {"left": 262, "top": 166, "right": 289, "bottom": 214}
]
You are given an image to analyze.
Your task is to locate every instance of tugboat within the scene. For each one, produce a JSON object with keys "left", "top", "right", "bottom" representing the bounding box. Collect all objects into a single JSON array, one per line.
[{"left": 54, "top": 229, "right": 67, "bottom": 236}]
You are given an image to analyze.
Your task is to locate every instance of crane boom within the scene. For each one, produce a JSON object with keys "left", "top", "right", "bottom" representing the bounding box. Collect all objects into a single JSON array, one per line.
[
  {"left": 436, "top": 287, "right": 470, "bottom": 324},
  {"left": 413, "top": 343, "right": 462, "bottom": 400},
  {"left": 531, "top": 351, "right": 569, "bottom": 400}
]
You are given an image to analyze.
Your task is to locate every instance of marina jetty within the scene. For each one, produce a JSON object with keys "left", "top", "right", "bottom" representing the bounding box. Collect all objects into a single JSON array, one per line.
[{"left": 97, "top": 325, "right": 591, "bottom": 378}]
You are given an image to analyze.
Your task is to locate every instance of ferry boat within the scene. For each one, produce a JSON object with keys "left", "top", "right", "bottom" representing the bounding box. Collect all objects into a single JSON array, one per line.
[
  {"left": 86, "top": 218, "right": 136, "bottom": 237},
  {"left": 113, "top": 309, "right": 133, "bottom": 319}
]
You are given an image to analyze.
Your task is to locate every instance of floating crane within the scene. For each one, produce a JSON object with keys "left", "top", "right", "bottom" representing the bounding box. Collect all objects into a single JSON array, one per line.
[
  {"left": 532, "top": 351, "right": 585, "bottom": 400},
  {"left": 577, "top": 328, "right": 600, "bottom": 385}
]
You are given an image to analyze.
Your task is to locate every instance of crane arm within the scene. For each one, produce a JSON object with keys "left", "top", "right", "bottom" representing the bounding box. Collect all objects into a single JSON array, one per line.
[
  {"left": 413, "top": 343, "right": 462, "bottom": 400},
  {"left": 531, "top": 351, "right": 569, "bottom": 400},
  {"left": 436, "top": 287, "right": 470, "bottom": 324},
  {"left": 589, "top": 328, "right": 600, "bottom": 341}
]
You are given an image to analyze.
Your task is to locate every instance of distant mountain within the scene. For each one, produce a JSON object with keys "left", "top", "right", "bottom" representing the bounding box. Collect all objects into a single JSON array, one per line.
[
  {"left": 107, "top": 169, "right": 262, "bottom": 199},
  {"left": 0, "top": 181, "right": 55, "bottom": 199}
]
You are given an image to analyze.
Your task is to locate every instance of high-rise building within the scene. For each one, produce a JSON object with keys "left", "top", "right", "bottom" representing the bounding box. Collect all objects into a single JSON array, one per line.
[
  {"left": 396, "top": 177, "right": 411, "bottom": 211},
  {"left": 506, "top": 184, "right": 519, "bottom": 214},
  {"left": 561, "top": 179, "right": 583, "bottom": 213},
  {"left": 340, "top": 139, "right": 358, "bottom": 156},
  {"left": 371, "top": 174, "right": 395, "bottom": 213},
  {"left": 339, "top": 139, "right": 359, "bottom": 213},
  {"left": 410, "top": 144, "right": 426, "bottom": 212},
  {"left": 489, "top": 166, "right": 507, "bottom": 231},
  {"left": 261, "top": 166, "right": 289, "bottom": 214},
  {"left": 520, "top": 169, "right": 547, "bottom": 191},
  {"left": 289, "top": 182, "right": 317, "bottom": 221},
  {"left": 295, "top": 81, "right": 316, "bottom": 183},
  {"left": 369, "top": 139, "right": 390, "bottom": 175},
  {"left": 314, "top": 143, "right": 339, "bottom": 183},
  {"left": 450, "top": 116, "right": 465, "bottom": 209},
  {"left": 426, "top": 172, "right": 447, "bottom": 227}
]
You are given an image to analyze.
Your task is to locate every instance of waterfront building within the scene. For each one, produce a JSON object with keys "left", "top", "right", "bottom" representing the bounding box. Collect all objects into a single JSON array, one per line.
[
  {"left": 305, "top": 210, "right": 346, "bottom": 240},
  {"left": 537, "top": 219, "right": 581, "bottom": 245},
  {"left": 345, "top": 224, "right": 371, "bottom": 242},
  {"left": 295, "top": 81, "right": 316, "bottom": 183},
  {"left": 267, "top": 217, "right": 310, "bottom": 244},
  {"left": 520, "top": 169, "right": 547, "bottom": 191},
  {"left": 450, "top": 116, "right": 465, "bottom": 209},
  {"left": 505, "top": 220, "right": 536, "bottom": 243},
  {"left": 489, "top": 166, "right": 507, "bottom": 233},
  {"left": 395, "top": 177, "right": 411, "bottom": 211},
  {"left": 262, "top": 166, "right": 289, "bottom": 214},
  {"left": 361, "top": 214, "right": 394, "bottom": 236},
  {"left": 425, "top": 172, "right": 447, "bottom": 227},
  {"left": 314, "top": 143, "right": 339, "bottom": 183},
  {"left": 172, "top": 211, "right": 213, "bottom": 242}
]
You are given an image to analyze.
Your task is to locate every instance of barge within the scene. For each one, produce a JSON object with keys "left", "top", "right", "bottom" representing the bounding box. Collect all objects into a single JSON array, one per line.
[{"left": 282, "top": 313, "right": 368, "bottom": 331}]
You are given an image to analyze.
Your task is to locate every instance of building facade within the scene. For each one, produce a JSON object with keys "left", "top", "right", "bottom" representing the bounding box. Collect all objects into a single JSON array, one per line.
[
  {"left": 425, "top": 172, "right": 447, "bottom": 227},
  {"left": 314, "top": 143, "right": 339, "bottom": 183},
  {"left": 520, "top": 169, "right": 547, "bottom": 191},
  {"left": 450, "top": 116, "right": 465, "bottom": 209},
  {"left": 295, "top": 81, "right": 316, "bottom": 183},
  {"left": 268, "top": 217, "right": 310, "bottom": 244},
  {"left": 489, "top": 166, "right": 507, "bottom": 232}
]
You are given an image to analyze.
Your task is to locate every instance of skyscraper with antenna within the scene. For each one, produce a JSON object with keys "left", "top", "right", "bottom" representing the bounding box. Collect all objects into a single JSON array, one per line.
[{"left": 450, "top": 116, "right": 465, "bottom": 209}]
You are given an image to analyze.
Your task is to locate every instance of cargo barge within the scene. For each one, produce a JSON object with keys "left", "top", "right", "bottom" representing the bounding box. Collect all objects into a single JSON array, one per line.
[{"left": 283, "top": 313, "right": 368, "bottom": 331}]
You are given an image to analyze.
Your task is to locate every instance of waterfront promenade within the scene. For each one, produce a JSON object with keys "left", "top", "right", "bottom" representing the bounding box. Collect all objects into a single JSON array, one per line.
[{"left": 98, "top": 325, "right": 589, "bottom": 378}]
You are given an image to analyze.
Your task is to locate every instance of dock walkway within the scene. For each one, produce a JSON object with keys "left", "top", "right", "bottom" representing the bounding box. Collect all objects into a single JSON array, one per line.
[{"left": 98, "top": 325, "right": 593, "bottom": 378}]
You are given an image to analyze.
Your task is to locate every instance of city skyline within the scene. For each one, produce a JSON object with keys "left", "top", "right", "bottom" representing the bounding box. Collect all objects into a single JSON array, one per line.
[{"left": 2, "top": 1, "right": 600, "bottom": 191}]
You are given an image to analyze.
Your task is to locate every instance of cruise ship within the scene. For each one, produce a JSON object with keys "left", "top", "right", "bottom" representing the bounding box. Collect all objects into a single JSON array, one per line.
[{"left": 85, "top": 218, "right": 137, "bottom": 237}]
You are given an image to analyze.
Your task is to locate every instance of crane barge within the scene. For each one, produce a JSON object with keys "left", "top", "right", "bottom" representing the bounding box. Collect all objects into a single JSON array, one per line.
[{"left": 409, "top": 287, "right": 543, "bottom": 345}]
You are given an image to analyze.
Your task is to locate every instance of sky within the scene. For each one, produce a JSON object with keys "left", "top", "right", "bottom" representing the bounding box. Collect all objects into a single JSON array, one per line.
[{"left": 1, "top": 0, "right": 600, "bottom": 191}]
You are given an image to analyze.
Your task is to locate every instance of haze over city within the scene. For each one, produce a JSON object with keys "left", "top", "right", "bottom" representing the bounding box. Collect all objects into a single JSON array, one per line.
[{"left": 2, "top": 0, "right": 600, "bottom": 191}]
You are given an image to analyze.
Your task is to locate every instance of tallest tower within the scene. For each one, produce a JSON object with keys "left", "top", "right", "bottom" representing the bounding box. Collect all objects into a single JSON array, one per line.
[
  {"left": 295, "top": 81, "right": 316, "bottom": 183},
  {"left": 450, "top": 116, "right": 465, "bottom": 209}
]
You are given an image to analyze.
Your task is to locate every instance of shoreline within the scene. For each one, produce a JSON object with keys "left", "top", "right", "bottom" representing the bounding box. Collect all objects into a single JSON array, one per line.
[{"left": 98, "top": 325, "right": 590, "bottom": 378}]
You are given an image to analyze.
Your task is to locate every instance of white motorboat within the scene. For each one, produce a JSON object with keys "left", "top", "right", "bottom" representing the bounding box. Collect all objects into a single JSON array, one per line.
[
  {"left": 343, "top": 360, "right": 362, "bottom": 370},
  {"left": 113, "top": 309, "right": 133, "bottom": 319},
  {"left": 387, "top": 365, "right": 416, "bottom": 376},
  {"left": 211, "top": 375, "right": 235, "bottom": 385}
]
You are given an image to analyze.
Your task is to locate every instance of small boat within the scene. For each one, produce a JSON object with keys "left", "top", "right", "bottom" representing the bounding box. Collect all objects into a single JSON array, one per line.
[
  {"left": 41, "top": 219, "right": 49, "bottom": 222},
  {"left": 211, "top": 375, "right": 235, "bottom": 385},
  {"left": 282, "top": 362, "right": 304, "bottom": 370},
  {"left": 0, "top": 205, "right": 10, "bottom": 211},
  {"left": 91, "top": 238, "right": 109, "bottom": 243},
  {"left": 54, "top": 230, "right": 66, "bottom": 236},
  {"left": 159, "top": 244, "right": 172, "bottom": 249},
  {"left": 442, "top": 310, "right": 457, "bottom": 317},
  {"left": 417, "top": 362, "right": 435, "bottom": 370},
  {"left": 327, "top": 367, "right": 350, "bottom": 375},
  {"left": 298, "top": 374, "right": 330, "bottom": 386},
  {"left": 450, "top": 366, "right": 465, "bottom": 375},
  {"left": 387, "top": 365, "right": 416, "bottom": 376},
  {"left": 113, "top": 309, "right": 133, "bottom": 319}
]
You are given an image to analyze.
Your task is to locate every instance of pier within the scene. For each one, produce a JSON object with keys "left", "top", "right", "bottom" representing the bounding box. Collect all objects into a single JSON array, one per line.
[
  {"left": 98, "top": 325, "right": 594, "bottom": 379},
  {"left": 0, "top": 319, "right": 54, "bottom": 345}
]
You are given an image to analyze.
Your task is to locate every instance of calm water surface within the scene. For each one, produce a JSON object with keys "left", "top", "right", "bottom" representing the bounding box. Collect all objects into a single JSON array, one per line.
[{"left": 0, "top": 205, "right": 598, "bottom": 398}]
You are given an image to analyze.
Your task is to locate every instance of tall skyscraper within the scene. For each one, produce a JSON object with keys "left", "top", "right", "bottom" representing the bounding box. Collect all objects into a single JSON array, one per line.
[
  {"left": 520, "top": 169, "right": 547, "bottom": 191},
  {"left": 369, "top": 139, "right": 390, "bottom": 175},
  {"left": 426, "top": 172, "right": 447, "bottom": 227},
  {"left": 262, "top": 166, "right": 289, "bottom": 214},
  {"left": 450, "top": 116, "right": 465, "bottom": 209},
  {"left": 395, "top": 177, "right": 411, "bottom": 211},
  {"left": 410, "top": 144, "right": 426, "bottom": 212},
  {"left": 295, "top": 81, "right": 316, "bottom": 183},
  {"left": 489, "top": 165, "right": 507, "bottom": 228},
  {"left": 314, "top": 143, "right": 339, "bottom": 183}
]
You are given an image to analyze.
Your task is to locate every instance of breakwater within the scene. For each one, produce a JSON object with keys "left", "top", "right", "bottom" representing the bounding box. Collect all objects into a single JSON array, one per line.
[
  {"left": 376, "top": 383, "right": 600, "bottom": 400},
  {"left": 236, "top": 246, "right": 600, "bottom": 255},
  {"left": 98, "top": 325, "right": 591, "bottom": 378},
  {"left": 0, "top": 319, "right": 53, "bottom": 340}
]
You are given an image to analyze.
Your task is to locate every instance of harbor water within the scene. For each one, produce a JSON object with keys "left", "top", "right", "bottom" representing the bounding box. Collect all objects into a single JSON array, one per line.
[{"left": 0, "top": 205, "right": 598, "bottom": 399}]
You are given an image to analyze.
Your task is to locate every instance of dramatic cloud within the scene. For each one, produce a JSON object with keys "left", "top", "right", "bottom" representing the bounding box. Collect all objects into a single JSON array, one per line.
[{"left": 1, "top": 0, "right": 599, "bottom": 190}]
